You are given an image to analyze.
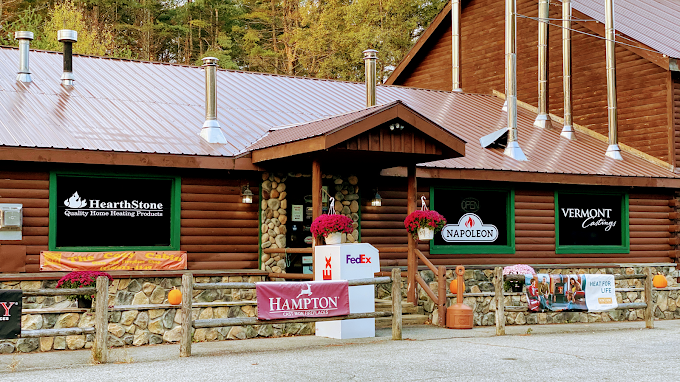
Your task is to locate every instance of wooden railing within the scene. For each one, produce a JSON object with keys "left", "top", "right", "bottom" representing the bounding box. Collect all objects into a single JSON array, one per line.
[
  {"left": 493, "top": 267, "right": 655, "bottom": 335},
  {"left": 21, "top": 276, "right": 109, "bottom": 363},
  {"left": 179, "top": 268, "right": 404, "bottom": 357},
  {"left": 413, "top": 249, "right": 446, "bottom": 327}
]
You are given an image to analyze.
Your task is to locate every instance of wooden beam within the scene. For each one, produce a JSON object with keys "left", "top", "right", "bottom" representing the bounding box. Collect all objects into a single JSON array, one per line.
[
  {"left": 0, "top": 147, "right": 261, "bottom": 171},
  {"left": 312, "top": 159, "right": 322, "bottom": 276},
  {"left": 407, "top": 164, "right": 417, "bottom": 304},
  {"left": 251, "top": 136, "right": 326, "bottom": 163},
  {"left": 180, "top": 273, "right": 193, "bottom": 357},
  {"left": 380, "top": 167, "right": 680, "bottom": 189}
]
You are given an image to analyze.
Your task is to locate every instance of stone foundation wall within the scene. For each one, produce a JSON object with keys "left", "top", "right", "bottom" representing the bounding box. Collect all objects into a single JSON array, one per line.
[
  {"left": 2, "top": 275, "right": 313, "bottom": 354},
  {"left": 403, "top": 266, "right": 680, "bottom": 326}
]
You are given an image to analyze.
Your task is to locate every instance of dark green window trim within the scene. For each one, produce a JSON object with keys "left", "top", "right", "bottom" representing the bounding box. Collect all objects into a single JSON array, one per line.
[
  {"left": 429, "top": 186, "right": 515, "bottom": 255},
  {"left": 554, "top": 190, "right": 629, "bottom": 254},
  {"left": 49, "top": 171, "right": 181, "bottom": 252}
]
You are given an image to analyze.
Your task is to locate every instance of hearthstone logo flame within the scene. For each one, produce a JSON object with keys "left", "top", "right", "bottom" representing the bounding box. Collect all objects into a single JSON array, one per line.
[
  {"left": 64, "top": 192, "right": 87, "bottom": 208},
  {"left": 465, "top": 217, "right": 475, "bottom": 228}
]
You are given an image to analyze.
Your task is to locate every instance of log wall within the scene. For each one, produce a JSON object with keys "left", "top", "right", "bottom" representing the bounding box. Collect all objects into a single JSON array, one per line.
[
  {"left": 180, "top": 176, "right": 260, "bottom": 270},
  {"left": 0, "top": 165, "right": 261, "bottom": 273},
  {"left": 395, "top": 0, "right": 673, "bottom": 162},
  {"left": 361, "top": 177, "right": 677, "bottom": 266},
  {"left": 0, "top": 169, "right": 50, "bottom": 273}
]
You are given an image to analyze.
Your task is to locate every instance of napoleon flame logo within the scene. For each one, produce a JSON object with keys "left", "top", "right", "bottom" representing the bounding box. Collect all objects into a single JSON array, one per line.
[
  {"left": 465, "top": 217, "right": 475, "bottom": 228},
  {"left": 64, "top": 192, "right": 87, "bottom": 208}
]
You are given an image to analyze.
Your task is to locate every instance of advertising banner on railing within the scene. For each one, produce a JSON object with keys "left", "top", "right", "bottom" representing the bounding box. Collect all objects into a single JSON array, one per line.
[
  {"left": 0, "top": 290, "right": 22, "bottom": 339},
  {"left": 256, "top": 280, "right": 349, "bottom": 320},
  {"left": 40, "top": 251, "right": 187, "bottom": 271},
  {"left": 525, "top": 274, "right": 617, "bottom": 312}
]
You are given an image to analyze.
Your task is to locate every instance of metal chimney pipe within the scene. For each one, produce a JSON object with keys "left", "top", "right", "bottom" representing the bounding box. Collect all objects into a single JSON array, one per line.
[
  {"left": 504, "top": 0, "right": 528, "bottom": 161},
  {"left": 363, "top": 49, "right": 378, "bottom": 107},
  {"left": 200, "top": 57, "right": 227, "bottom": 144},
  {"left": 57, "top": 30, "right": 78, "bottom": 86},
  {"left": 534, "top": 0, "right": 553, "bottom": 129},
  {"left": 14, "top": 31, "right": 34, "bottom": 83},
  {"left": 561, "top": 0, "right": 575, "bottom": 139},
  {"left": 604, "top": 0, "right": 622, "bottom": 160},
  {"left": 451, "top": 0, "right": 462, "bottom": 92}
]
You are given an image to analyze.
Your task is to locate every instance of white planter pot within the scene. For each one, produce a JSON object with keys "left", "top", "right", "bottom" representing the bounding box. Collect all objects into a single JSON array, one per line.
[
  {"left": 417, "top": 227, "right": 434, "bottom": 241},
  {"left": 324, "top": 232, "right": 342, "bottom": 245}
]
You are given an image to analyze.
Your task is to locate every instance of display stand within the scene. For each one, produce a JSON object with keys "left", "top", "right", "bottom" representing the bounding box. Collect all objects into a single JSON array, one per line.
[{"left": 314, "top": 243, "right": 380, "bottom": 339}]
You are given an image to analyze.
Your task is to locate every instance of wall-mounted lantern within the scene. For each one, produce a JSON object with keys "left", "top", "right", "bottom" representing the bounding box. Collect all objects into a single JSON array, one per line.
[
  {"left": 241, "top": 184, "right": 254, "bottom": 204},
  {"left": 371, "top": 189, "right": 382, "bottom": 207}
]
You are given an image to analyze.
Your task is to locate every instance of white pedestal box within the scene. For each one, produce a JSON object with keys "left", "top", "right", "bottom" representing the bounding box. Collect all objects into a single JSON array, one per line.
[{"left": 314, "top": 243, "right": 380, "bottom": 339}]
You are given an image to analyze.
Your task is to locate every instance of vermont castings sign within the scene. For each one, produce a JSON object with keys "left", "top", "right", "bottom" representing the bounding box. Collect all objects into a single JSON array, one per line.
[
  {"left": 0, "top": 291, "right": 22, "bottom": 339},
  {"left": 54, "top": 175, "right": 175, "bottom": 249},
  {"left": 557, "top": 193, "right": 626, "bottom": 248},
  {"left": 256, "top": 281, "right": 350, "bottom": 320}
]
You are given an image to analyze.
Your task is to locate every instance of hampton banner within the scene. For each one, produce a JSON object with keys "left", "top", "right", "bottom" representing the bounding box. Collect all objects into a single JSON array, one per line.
[
  {"left": 256, "top": 281, "right": 350, "bottom": 320},
  {"left": 524, "top": 274, "right": 617, "bottom": 312}
]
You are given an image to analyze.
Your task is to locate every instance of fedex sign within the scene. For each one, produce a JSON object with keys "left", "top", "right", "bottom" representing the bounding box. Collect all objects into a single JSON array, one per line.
[{"left": 346, "top": 254, "right": 371, "bottom": 264}]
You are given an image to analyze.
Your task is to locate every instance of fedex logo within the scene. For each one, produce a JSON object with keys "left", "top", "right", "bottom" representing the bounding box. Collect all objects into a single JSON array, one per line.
[{"left": 346, "top": 254, "right": 371, "bottom": 264}]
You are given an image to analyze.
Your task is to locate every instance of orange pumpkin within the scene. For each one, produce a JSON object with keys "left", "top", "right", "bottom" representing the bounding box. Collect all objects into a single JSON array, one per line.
[
  {"left": 168, "top": 288, "right": 182, "bottom": 305},
  {"left": 449, "top": 278, "right": 465, "bottom": 294},
  {"left": 653, "top": 274, "right": 667, "bottom": 289}
]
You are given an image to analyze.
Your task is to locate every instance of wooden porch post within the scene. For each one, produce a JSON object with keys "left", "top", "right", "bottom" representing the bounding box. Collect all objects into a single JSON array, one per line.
[
  {"left": 407, "top": 165, "right": 417, "bottom": 304},
  {"left": 311, "top": 159, "right": 322, "bottom": 276}
]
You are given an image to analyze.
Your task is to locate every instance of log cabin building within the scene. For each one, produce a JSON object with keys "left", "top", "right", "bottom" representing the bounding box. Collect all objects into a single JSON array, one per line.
[{"left": 0, "top": 0, "right": 679, "bottom": 282}]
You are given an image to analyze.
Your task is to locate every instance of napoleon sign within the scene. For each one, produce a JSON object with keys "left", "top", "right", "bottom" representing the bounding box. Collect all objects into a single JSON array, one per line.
[{"left": 441, "top": 213, "right": 499, "bottom": 242}]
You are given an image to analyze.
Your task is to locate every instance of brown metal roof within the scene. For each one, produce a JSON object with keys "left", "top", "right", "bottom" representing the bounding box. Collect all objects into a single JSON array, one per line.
[
  {"left": 0, "top": 46, "right": 676, "bottom": 180},
  {"left": 247, "top": 102, "right": 400, "bottom": 151},
  {"left": 567, "top": 0, "right": 680, "bottom": 59}
]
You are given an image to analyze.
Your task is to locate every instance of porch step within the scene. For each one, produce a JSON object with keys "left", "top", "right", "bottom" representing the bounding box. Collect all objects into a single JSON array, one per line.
[{"left": 375, "top": 314, "right": 430, "bottom": 328}]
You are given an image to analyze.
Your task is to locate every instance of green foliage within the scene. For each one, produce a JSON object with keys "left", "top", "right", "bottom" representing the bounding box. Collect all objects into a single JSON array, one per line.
[{"left": 0, "top": 0, "right": 446, "bottom": 79}]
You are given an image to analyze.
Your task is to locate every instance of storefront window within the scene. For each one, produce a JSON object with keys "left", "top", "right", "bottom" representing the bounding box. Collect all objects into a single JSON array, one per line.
[
  {"left": 430, "top": 187, "right": 515, "bottom": 254},
  {"left": 49, "top": 172, "right": 181, "bottom": 251},
  {"left": 555, "top": 191, "right": 629, "bottom": 254}
]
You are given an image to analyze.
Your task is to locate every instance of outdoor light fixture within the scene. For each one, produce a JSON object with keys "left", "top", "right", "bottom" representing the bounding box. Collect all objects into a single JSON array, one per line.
[
  {"left": 241, "top": 184, "right": 254, "bottom": 204},
  {"left": 389, "top": 123, "right": 405, "bottom": 131},
  {"left": 371, "top": 189, "right": 382, "bottom": 207}
]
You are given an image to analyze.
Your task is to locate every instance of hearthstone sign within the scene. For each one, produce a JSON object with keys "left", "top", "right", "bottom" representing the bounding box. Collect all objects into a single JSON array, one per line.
[
  {"left": 40, "top": 251, "right": 187, "bottom": 271},
  {"left": 256, "top": 281, "right": 350, "bottom": 320},
  {"left": 55, "top": 175, "right": 174, "bottom": 248}
]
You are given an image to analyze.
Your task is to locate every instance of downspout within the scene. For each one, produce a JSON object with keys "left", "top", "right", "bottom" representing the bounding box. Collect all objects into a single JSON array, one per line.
[
  {"left": 504, "top": 0, "right": 528, "bottom": 161},
  {"left": 534, "top": 0, "right": 553, "bottom": 129},
  {"left": 561, "top": 0, "right": 576, "bottom": 139},
  {"left": 604, "top": 0, "right": 623, "bottom": 160}
]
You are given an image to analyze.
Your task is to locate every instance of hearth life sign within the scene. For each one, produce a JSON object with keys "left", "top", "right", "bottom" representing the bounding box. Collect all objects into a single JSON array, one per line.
[
  {"left": 431, "top": 188, "right": 512, "bottom": 254},
  {"left": 53, "top": 175, "right": 176, "bottom": 249},
  {"left": 556, "top": 192, "right": 627, "bottom": 252}
]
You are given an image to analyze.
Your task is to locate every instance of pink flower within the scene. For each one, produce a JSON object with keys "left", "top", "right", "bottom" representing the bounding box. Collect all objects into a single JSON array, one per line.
[
  {"left": 404, "top": 210, "right": 447, "bottom": 239},
  {"left": 502, "top": 264, "right": 536, "bottom": 275},
  {"left": 311, "top": 214, "right": 354, "bottom": 239}
]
